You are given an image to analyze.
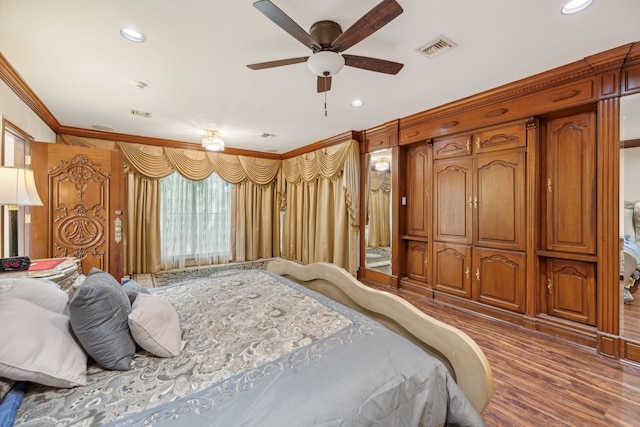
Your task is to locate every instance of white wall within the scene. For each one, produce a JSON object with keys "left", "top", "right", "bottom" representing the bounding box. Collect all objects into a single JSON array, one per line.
[{"left": 0, "top": 79, "right": 55, "bottom": 142}]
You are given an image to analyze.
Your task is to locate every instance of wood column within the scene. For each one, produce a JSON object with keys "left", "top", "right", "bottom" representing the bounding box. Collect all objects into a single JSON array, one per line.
[{"left": 597, "top": 97, "right": 621, "bottom": 357}]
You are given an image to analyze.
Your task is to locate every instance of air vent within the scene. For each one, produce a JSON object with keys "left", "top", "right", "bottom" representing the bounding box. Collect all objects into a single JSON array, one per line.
[
  {"left": 130, "top": 109, "right": 151, "bottom": 118},
  {"left": 416, "top": 36, "right": 457, "bottom": 59}
]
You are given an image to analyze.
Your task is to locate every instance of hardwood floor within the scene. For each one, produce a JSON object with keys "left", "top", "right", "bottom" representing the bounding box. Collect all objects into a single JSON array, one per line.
[
  {"left": 376, "top": 287, "right": 640, "bottom": 426},
  {"left": 622, "top": 282, "right": 640, "bottom": 340}
]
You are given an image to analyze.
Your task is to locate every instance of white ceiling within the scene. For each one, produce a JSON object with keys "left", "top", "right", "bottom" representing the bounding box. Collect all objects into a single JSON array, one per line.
[{"left": 1, "top": 0, "right": 640, "bottom": 153}]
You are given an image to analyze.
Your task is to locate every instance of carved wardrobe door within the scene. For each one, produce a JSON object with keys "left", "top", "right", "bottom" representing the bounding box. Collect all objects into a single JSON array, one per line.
[{"left": 31, "top": 143, "right": 124, "bottom": 278}]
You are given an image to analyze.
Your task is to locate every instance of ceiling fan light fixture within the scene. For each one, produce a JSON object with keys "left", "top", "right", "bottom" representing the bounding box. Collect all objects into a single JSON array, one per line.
[
  {"left": 307, "top": 51, "right": 345, "bottom": 77},
  {"left": 202, "top": 130, "right": 225, "bottom": 152}
]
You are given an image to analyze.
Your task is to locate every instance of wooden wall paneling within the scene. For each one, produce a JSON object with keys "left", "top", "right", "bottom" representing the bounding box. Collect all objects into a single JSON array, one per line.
[
  {"left": 597, "top": 97, "right": 621, "bottom": 358},
  {"left": 358, "top": 149, "right": 369, "bottom": 278},
  {"left": 433, "top": 242, "right": 472, "bottom": 298},
  {"left": 545, "top": 259, "right": 597, "bottom": 326},
  {"left": 29, "top": 142, "right": 50, "bottom": 260},
  {"left": 473, "top": 151, "right": 526, "bottom": 251},
  {"left": 399, "top": 78, "right": 598, "bottom": 146},
  {"left": 406, "top": 143, "right": 431, "bottom": 237},
  {"left": 524, "top": 118, "right": 539, "bottom": 327},
  {"left": 473, "top": 247, "right": 526, "bottom": 313},
  {"left": 544, "top": 111, "right": 597, "bottom": 255},
  {"left": 390, "top": 144, "right": 403, "bottom": 288},
  {"left": 433, "top": 158, "right": 473, "bottom": 244}
]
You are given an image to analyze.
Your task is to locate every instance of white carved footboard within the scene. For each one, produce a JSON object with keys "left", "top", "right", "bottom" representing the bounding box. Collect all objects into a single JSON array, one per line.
[{"left": 267, "top": 260, "right": 493, "bottom": 412}]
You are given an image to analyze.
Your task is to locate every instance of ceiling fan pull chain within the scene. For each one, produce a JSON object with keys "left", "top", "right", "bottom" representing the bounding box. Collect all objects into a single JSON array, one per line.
[{"left": 324, "top": 91, "right": 328, "bottom": 117}]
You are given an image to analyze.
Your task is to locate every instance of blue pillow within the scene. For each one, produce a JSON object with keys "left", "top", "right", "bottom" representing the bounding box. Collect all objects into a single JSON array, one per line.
[
  {"left": 121, "top": 279, "right": 151, "bottom": 304},
  {"left": 0, "top": 382, "right": 26, "bottom": 427},
  {"left": 70, "top": 268, "right": 135, "bottom": 371}
]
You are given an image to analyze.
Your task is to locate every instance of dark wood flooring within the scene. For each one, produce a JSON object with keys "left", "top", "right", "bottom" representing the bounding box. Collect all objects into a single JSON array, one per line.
[{"left": 376, "top": 287, "right": 640, "bottom": 426}]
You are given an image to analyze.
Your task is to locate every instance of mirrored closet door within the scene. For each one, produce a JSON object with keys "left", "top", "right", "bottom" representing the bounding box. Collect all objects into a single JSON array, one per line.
[
  {"left": 620, "top": 93, "right": 640, "bottom": 346},
  {"left": 364, "top": 148, "right": 392, "bottom": 275}
]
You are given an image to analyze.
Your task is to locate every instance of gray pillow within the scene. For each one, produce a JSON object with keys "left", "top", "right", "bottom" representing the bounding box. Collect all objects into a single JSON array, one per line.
[
  {"left": 69, "top": 268, "right": 135, "bottom": 371},
  {"left": 121, "top": 279, "right": 151, "bottom": 304},
  {"left": 2, "top": 277, "right": 68, "bottom": 314}
]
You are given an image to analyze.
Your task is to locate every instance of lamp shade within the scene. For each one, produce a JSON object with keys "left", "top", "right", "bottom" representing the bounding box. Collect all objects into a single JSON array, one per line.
[
  {"left": 0, "top": 166, "right": 44, "bottom": 206},
  {"left": 307, "top": 51, "right": 345, "bottom": 77}
]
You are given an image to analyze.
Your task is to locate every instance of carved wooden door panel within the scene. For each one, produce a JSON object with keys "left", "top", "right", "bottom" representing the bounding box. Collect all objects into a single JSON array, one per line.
[
  {"left": 407, "top": 144, "right": 431, "bottom": 238},
  {"left": 433, "top": 242, "right": 472, "bottom": 298},
  {"left": 433, "top": 158, "right": 473, "bottom": 244},
  {"left": 31, "top": 143, "right": 124, "bottom": 279}
]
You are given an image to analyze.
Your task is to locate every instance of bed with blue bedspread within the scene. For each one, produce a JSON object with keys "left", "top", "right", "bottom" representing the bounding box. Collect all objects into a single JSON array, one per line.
[{"left": 0, "top": 261, "right": 491, "bottom": 426}]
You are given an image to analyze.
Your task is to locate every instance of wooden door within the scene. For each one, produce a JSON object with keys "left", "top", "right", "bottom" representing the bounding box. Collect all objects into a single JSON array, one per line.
[
  {"left": 31, "top": 143, "right": 124, "bottom": 279},
  {"left": 433, "top": 242, "right": 471, "bottom": 298},
  {"left": 474, "top": 152, "right": 526, "bottom": 251},
  {"left": 433, "top": 158, "right": 473, "bottom": 244},
  {"left": 406, "top": 240, "right": 429, "bottom": 283},
  {"left": 406, "top": 144, "right": 431, "bottom": 237},
  {"left": 544, "top": 258, "right": 596, "bottom": 326},
  {"left": 544, "top": 112, "right": 596, "bottom": 254},
  {"left": 473, "top": 247, "right": 526, "bottom": 313}
]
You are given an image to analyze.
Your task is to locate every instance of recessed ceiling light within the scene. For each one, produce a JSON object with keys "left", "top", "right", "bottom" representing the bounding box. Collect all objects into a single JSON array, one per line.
[
  {"left": 351, "top": 99, "right": 364, "bottom": 107},
  {"left": 120, "top": 28, "right": 146, "bottom": 42},
  {"left": 561, "top": 0, "right": 594, "bottom": 14}
]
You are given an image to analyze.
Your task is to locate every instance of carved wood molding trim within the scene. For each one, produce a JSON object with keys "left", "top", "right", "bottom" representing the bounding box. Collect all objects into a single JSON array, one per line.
[
  {"left": 400, "top": 42, "right": 639, "bottom": 127},
  {"left": 0, "top": 53, "right": 60, "bottom": 132}
]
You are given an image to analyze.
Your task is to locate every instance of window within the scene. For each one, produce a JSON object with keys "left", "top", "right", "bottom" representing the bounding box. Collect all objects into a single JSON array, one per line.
[
  {"left": 159, "top": 171, "right": 231, "bottom": 269},
  {"left": 1, "top": 119, "right": 31, "bottom": 257}
]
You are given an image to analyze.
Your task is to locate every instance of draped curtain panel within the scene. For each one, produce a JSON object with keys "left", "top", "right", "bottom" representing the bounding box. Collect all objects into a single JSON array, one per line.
[
  {"left": 231, "top": 181, "right": 279, "bottom": 262},
  {"left": 59, "top": 135, "right": 281, "bottom": 274},
  {"left": 367, "top": 170, "right": 391, "bottom": 248},
  {"left": 281, "top": 140, "right": 360, "bottom": 274},
  {"left": 124, "top": 172, "right": 162, "bottom": 274}
]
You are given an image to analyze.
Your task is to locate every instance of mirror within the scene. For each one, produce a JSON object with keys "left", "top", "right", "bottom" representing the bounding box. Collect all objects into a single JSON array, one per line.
[
  {"left": 620, "top": 92, "right": 640, "bottom": 344},
  {"left": 364, "top": 148, "right": 392, "bottom": 274}
]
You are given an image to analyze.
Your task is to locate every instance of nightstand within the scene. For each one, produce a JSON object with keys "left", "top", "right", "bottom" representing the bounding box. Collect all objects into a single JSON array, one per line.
[{"left": 0, "top": 257, "right": 80, "bottom": 290}]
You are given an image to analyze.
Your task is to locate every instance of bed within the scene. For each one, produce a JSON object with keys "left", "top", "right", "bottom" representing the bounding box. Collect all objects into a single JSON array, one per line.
[
  {"left": 0, "top": 260, "right": 492, "bottom": 426},
  {"left": 621, "top": 201, "right": 640, "bottom": 303}
]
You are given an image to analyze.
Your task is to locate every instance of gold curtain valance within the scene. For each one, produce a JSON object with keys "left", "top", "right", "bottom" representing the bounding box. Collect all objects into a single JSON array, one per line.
[
  {"left": 282, "top": 139, "right": 359, "bottom": 229},
  {"left": 282, "top": 140, "right": 356, "bottom": 184},
  {"left": 58, "top": 135, "right": 280, "bottom": 185},
  {"left": 369, "top": 170, "right": 391, "bottom": 192}
]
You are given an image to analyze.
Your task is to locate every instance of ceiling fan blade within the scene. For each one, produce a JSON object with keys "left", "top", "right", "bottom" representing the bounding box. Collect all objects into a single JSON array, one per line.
[
  {"left": 331, "top": 0, "right": 403, "bottom": 52},
  {"left": 343, "top": 54, "right": 403, "bottom": 74},
  {"left": 317, "top": 75, "right": 332, "bottom": 93},
  {"left": 253, "top": 0, "right": 322, "bottom": 51},
  {"left": 247, "top": 57, "right": 309, "bottom": 70}
]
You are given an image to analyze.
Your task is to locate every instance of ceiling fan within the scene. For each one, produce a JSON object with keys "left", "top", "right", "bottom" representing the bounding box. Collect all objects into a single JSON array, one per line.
[{"left": 247, "top": 0, "right": 404, "bottom": 93}]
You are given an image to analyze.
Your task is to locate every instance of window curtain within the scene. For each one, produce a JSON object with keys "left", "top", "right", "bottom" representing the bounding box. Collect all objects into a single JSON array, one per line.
[
  {"left": 125, "top": 171, "right": 162, "bottom": 274},
  {"left": 58, "top": 135, "right": 281, "bottom": 274},
  {"left": 281, "top": 140, "right": 360, "bottom": 274},
  {"left": 367, "top": 170, "right": 391, "bottom": 247},
  {"left": 160, "top": 172, "right": 230, "bottom": 270},
  {"left": 231, "top": 181, "right": 279, "bottom": 262}
]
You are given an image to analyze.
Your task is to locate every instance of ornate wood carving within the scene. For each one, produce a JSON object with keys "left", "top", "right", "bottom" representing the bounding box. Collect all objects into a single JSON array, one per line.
[{"left": 49, "top": 154, "right": 111, "bottom": 273}]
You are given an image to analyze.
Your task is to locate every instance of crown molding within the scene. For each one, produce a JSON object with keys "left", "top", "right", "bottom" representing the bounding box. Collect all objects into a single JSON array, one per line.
[{"left": 0, "top": 52, "right": 60, "bottom": 132}]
